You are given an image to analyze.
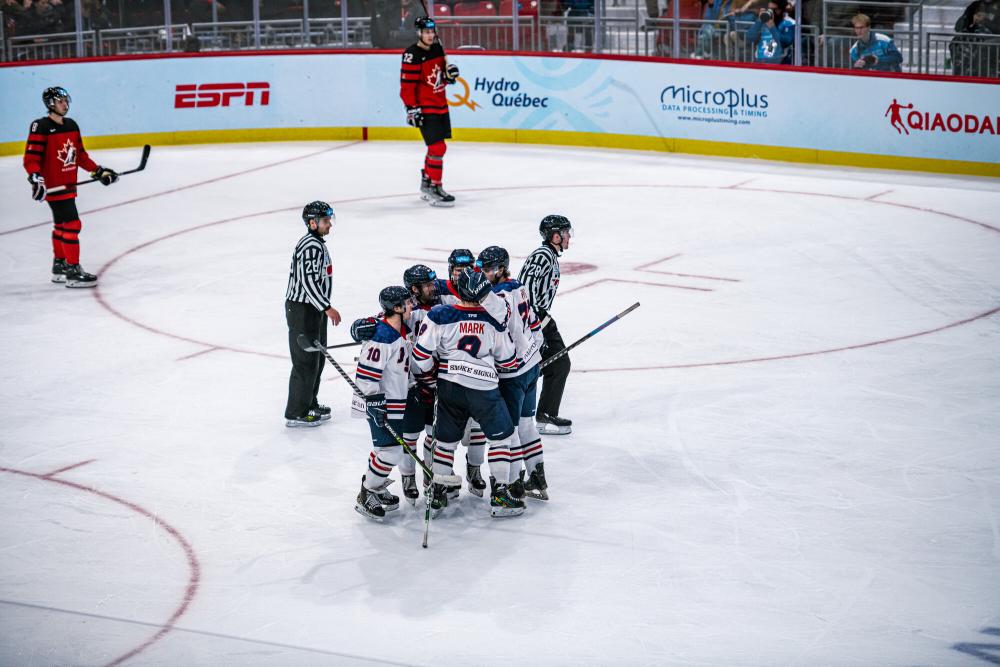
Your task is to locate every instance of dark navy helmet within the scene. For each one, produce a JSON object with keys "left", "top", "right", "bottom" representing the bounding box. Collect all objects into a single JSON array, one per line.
[
  {"left": 455, "top": 267, "right": 489, "bottom": 302},
  {"left": 447, "top": 248, "right": 475, "bottom": 275},
  {"left": 403, "top": 264, "right": 437, "bottom": 291},
  {"left": 539, "top": 214, "right": 572, "bottom": 241},
  {"left": 476, "top": 246, "right": 509, "bottom": 272},
  {"left": 415, "top": 16, "right": 437, "bottom": 31},
  {"left": 302, "top": 200, "right": 335, "bottom": 226},
  {"left": 43, "top": 86, "right": 71, "bottom": 112},
  {"left": 379, "top": 285, "right": 411, "bottom": 315}
]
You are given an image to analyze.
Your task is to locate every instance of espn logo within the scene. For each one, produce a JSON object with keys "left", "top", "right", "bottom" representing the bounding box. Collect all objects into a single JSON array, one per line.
[{"left": 174, "top": 82, "right": 270, "bottom": 108}]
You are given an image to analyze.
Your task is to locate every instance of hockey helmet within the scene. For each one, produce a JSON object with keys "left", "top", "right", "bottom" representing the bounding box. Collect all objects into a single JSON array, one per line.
[
  {"left": 539, "top": 214, "right": 572, "bottom": 241},
  {"left": 455, "top": 267, "right": 489, "bottom": 302},
  {"left": 415, "top": 16, "right": 437, "bottom": 31},
  {"left": 447, "top": 248, "right": 475, "bottom": 275},
  {"left": 476, "top": 246, "right": 510, "bottom": 272},
  {"left": 43, "top": 86, "right": 71, "bottom": 112},
  {"left": 302, "top": 200, "right": 335, "bottom": 226},
  {"left": 379, "top": 285, "right": 412, "bottom": 315},
  {"left": 403, "top": 264, "right": 438, "bottom": 291}
]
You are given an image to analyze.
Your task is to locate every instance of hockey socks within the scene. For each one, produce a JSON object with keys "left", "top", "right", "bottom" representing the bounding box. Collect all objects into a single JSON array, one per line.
[{"left": 424, "top": 141, "right": 446, "bottom": 184}]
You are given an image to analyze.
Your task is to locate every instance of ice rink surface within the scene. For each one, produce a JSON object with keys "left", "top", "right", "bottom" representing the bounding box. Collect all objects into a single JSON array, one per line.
[{"left": 1, "top": 140, "right": 999, "bottom": 666}]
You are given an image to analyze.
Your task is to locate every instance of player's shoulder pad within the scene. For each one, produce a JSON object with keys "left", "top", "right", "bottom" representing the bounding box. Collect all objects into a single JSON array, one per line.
[
  {"left": 403, "top": 44, "right": 421, "bottom": 58},
  {"left": 431, "top": 43, "right": 446, "bottom": 58},
  {"left": 428, "top": 305, "right": 504, "bottom": 331},
  {"left": 30, "top": 116, "right": 54, "bottom": 132},
  {"left": 372, "top": 320, "right": 402, "bottom": 344},
  {"left": 492, "top": 278, "right": 522, "bottom": 293},
  {"left": 62, "top": 117, "right": 80, "bottom": 131}
]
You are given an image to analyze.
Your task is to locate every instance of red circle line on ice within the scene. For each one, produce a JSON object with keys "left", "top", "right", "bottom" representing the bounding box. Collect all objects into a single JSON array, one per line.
[
  {"left": 92, "top": 183, "right": 1000, "bottom": 371},
  {"left": 0, "top": 464, "right": 201, "bottom": 667}
]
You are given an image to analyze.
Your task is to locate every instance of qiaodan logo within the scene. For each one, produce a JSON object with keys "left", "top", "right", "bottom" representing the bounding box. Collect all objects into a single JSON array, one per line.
[{"left": 884, "top": 98, "right": 998, "bottom": 136}]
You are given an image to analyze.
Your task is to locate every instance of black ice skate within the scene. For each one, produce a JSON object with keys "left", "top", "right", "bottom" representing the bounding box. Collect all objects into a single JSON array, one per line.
[
  {"left": 64, "top": 263, "right": 98, "bottom": 288},
  {"left": 490, "top": 483, "right": 526, "bottom": 518},
  {"left": 368, "top": 477, "right": 400, "bottom": 512},
  {"left": 524, "top": 462, "right": 549, "bottom": 501},
  {"left": 51, "top": 258, "right": 67, "bottom": 283},
  {"left": 466, "top": 464, "right": 487, "bottom": 498},
  {"left": 355, "top": 484, "right": 386, "bottom": 522},
  {"left": 426, "top": 184, "right": 455, "bottom": 208},
  {"left": 285, "top": 413, "right": 324, "bottom": 427},
  {"left": 510, "top": 469, "right": 525, "bottom": 501},
  {"left": 419, "top": 170, "right": 434, "bottom": 201},
  {"left": 401, "top": 474, "right": 420, "bottom": 506},
  {"left": 430, "top": 483, "right": 449, "bottom": 518},
  {"left": 536, "top": 413, "right": 572, "bottom": 435},
  {"left": 309, "top": 403, "right": 332, "bottom": 422}
]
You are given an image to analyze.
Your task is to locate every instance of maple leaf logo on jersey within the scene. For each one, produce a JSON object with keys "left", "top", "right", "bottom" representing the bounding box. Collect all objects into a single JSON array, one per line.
[
  {"left": 56, "top": 139, "right": 77, "bottom": 169},
  {"left": 426, "top": 64, "right": 446, "bottom": 94}
]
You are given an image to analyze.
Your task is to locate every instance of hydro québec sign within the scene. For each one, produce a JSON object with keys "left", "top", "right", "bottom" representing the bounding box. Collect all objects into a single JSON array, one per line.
[{"left": 174, "top": 82, "right": 271, "bottom": 109}]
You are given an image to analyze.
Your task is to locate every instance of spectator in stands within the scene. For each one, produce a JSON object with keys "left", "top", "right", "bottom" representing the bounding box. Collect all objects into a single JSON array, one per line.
[
  {"left": 82, "top": 0, "right": 114, "bottom": 30},
  {"left": 24, "top": 0, "right": 67, "bottom": 34},
  {"left": 561, "top": 0, "right": 594, "bottom": 51},
  {"left": 848, "top": 12, "right": 902, "bottom": 71},
  {"left": 950, "top": 0, "right": 1000, "bottom": 77},
  {"left": 747, "top": 0, "right": 794, "bottom": 63},
  {"left": 1, "top": 0, "right": 32, "bottom": 37},
  {"left": 724, "top": 0, "right": 766, "bottom": 59},
  {"left": 693, "top": 0, "right": 732, "bottom": 58}
]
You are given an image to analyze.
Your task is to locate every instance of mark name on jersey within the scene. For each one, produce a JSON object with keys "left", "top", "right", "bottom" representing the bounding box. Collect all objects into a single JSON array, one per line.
[{"left": 459, "top": 322, "right": 485, "bottom": 335}]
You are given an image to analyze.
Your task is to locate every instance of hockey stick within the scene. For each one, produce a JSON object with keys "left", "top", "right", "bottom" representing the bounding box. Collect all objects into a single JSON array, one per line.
[
  {"left": 327, "top": 340, "right": 361, "bottom": 350},
  {"left": 49, "top": 144, "right": 151, "bottom": 193},
  {"left": 538, "top": 302, "right": 641, "bottom": 371},
  {"left": 297, "top": 334, "right": 460, "bottom": 488}
]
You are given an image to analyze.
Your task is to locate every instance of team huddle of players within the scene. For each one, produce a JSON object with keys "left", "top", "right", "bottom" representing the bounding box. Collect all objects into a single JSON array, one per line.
[{"left": 349, "top": 246, "right": 548, "bottom": 521}]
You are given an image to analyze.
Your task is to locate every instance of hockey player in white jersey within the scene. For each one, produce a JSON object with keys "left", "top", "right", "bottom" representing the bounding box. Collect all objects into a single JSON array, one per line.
[
  {"left": 353, "top": 286, "right": 414, "bottom": 521},
  {"left": 477, "top": 246, "right": 549, "bottom": 501},
  {"left": 411, "top": 268, "right": 525, "bottom": 517},
  {"left": 397, "top": 264, "right": 441, "bottom": 505}
]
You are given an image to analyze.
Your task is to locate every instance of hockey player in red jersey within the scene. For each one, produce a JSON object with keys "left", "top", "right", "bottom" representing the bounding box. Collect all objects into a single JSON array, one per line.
[
  {"left": 399, "top": 16, "right": 460, "bottom": 207},
  {"left": 23, "top": 87, "right": 119, "bottom": 287}
]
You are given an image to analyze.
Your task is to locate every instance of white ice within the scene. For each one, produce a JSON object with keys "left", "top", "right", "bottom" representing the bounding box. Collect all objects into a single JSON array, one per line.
[{"left": 1, "top": 141, "right": 999, "bottom": 666}]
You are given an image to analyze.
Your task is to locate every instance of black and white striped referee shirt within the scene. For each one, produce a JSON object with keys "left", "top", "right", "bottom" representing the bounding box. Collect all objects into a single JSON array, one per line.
[
  {"left": 518, "top": 242, "right": 560, "bottom": 320},
  {"left": 285, "top": 230, "right": 332, "bottom": 311}
]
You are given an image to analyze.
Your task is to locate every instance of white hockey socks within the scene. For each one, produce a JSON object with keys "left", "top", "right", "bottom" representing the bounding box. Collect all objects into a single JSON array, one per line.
[
  {"left": 487, "top": 436, "right": 513, "bottom": 484},
  {"left": 433, "top": 440, "right": 459, "bottom": 477},
  {"left": 519, "top": 416, "right": 544, "bottom": 474},
  {"left": 399, "top": 434, "right": 420, "bottom": 475},
  {"left": 365, "top": 445, "right": 402, "bottom": 489}
]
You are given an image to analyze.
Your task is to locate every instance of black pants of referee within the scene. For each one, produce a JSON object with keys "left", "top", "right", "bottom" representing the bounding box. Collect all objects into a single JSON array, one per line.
[
  {"left": 285, "top": 300, "right": 328, "bottom": 420},
  {"left": 538, "top": 318, "right": 570, "bottom": 418}
]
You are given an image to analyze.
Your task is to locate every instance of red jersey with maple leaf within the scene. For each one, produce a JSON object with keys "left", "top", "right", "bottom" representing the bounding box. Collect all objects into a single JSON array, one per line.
[
  {"left": 399, "top": 42, "right": 449, "bottom": 115},
  {"left": 23, "top": 116, "right": 99, "bottom": 202}
]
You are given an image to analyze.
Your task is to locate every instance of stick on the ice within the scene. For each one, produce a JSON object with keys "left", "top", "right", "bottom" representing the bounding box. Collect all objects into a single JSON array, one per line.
[
  {"left": 538, "top": 302, "right": 641, "bottom": 371},
  {"left": 297, "top": 334, "right": 460, "bottom": 487},
  {"left": 49, "top": 144, "right": 151, "bottom": 193}
]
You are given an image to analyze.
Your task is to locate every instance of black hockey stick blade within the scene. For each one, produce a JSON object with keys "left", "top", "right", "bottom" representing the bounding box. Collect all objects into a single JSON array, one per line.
[{"left": 297, "top": 333, "right": 320, "bottom": 352}]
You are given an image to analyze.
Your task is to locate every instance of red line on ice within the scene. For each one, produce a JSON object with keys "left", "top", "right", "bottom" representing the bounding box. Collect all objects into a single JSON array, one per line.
[
  {"left": 0, "top": 465, "right": 200, "bottom": 667},
  {"left": 41, "top": 459, "right": 97, "bottom": 478}
]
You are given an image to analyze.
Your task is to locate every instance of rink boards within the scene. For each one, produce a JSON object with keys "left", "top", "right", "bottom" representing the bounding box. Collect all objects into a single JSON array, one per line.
[{"left": 0, "top": 51, "right": 997, "bottom": 176}]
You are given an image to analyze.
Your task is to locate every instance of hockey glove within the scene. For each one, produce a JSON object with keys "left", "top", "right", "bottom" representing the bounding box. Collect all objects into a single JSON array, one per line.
[
  {"left": 406, "top": 107, "right": 424, "bottom": 128},
  {"left": 366, "top": 392, "right": 387, "bottom": 428},
  {"left": 350, "top": 316, "right": 378, "bottom": 343},
  {"left": 415, "top": 381, "right": 435, "bottom": 407},
  {"left": 444, "top": 63, "right": 460, "bottom": 84},
  {"left": 466, "top": 270, "right": 494, "bottom": 303},
  {"left": 28, "top": 173, "right": 46, "bottom": 201},
  {"left": 91, "top": 166, "right": 119, "bottom": 186}
]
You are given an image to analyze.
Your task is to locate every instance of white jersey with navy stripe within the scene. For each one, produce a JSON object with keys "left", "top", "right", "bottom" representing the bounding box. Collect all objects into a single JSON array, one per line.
[
  {"left": 355, "top": 319, "right": 411, "bottom": 422},
  {"left": 493, "top": 279, "right": 543, "bottom": 378},
  {"left": 412, "top": 304, "right": 518, "bottom": 391},
  {"left": 407, "top": 303, "right": 436, "bottom": 389},
  {"left": 435, "top": 278, "right": 512, "bottom": 329}
]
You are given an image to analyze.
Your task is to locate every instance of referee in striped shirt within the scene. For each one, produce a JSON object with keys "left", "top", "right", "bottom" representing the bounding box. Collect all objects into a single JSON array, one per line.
[{"left": 284, "top": 201, "right": 342, "bottom": 427}]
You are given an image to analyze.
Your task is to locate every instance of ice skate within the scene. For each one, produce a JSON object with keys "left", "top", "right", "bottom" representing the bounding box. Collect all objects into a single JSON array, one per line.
[
  {"left": 524, "top": 462, "right": 549, "bottom": 501},
  {"left": 309, "top": 403, "right": 332, "bottom": 422},
  {"left": 401, "top": 474, "right": 420, "bottom": 506},
  {"left": 419, "top": 170, "right": 434, "bottom": 201},
  {"left": 355, "top": 484, "right": 386, "bottom": 522},
  {"left": 510, "top": 469, "right": 525, "bottom": 501},
  {"left": 51, "top": 258, "right": 67, "bottom": 283},
  {"left": 536, "top": 413, "right": 571, "bottom": 435},
  {"left": 365, "top": 476, "right": 399, "bottom": 512},
  {"left": 430, "top": 482, "right": 449, "bottom": 518},
  {"left": 285, "top": 413, "right": 324, "bottom": 427},
  {"left": 490, "top": 483, "right": 526, "bottom": 517},
  {"left": 426, "top": 183, "right": 455, "bottom": 208},
  {"left": 466, "top": 463, "right": 486, "bottom": 498},
  {"left": 64, "top": 263, "right": 98, "bottom": 288}
]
